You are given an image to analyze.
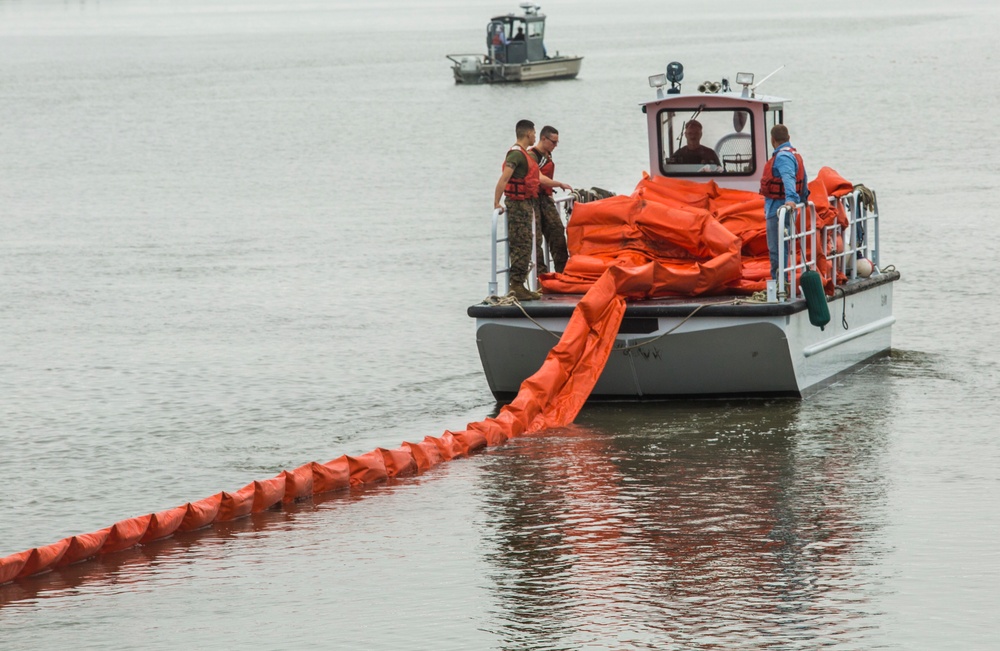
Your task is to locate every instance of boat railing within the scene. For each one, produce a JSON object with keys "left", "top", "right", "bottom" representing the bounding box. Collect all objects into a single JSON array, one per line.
[
  {"left": 446, "top": 53, "right": 485, "bottom": 65},
  {"left": 488, "top": 193, "right": 574, "bottom": 296},
  {"left": 822, "top": 189, "right": 880, "bottom": 289},
  {"left": 489, "top": 191, "right": 875, "bottom": 300},
  {"left": 777, "top": 202, "right": 819, "bottom": 301}
]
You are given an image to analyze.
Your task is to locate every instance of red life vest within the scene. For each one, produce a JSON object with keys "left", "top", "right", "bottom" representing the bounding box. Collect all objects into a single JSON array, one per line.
[
  {"left": 530, "top": 146, "right": 556, "bottom": 196},
  {"left": 503, "top": 145, "right": 540, "bottom": 201},
  {"left": 760, "top": 146, "right": 807, "bottom": 200}
]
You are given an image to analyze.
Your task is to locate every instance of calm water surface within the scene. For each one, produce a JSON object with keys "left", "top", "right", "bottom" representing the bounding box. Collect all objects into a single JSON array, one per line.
[{"left": 1, "top": 1, "right": 998, "bottom": 648}]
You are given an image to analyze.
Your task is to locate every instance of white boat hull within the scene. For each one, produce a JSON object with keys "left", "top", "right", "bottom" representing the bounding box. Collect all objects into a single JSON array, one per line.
[
  {"left": 470, "top": 274, "right": 896, "bottom": 400},
  {"left": 451, "top": 56, "right": 583, "bottom": 84}
]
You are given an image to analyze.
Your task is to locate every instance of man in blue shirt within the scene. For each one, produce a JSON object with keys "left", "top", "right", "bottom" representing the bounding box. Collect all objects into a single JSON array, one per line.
[{"left": 760, "top": 125, "right": 808, "bottom": 280}]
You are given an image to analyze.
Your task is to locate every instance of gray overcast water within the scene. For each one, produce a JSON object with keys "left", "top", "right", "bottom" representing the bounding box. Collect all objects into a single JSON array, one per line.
[{"left": 1, "top": 0, "right": 998, "bottom": 648}]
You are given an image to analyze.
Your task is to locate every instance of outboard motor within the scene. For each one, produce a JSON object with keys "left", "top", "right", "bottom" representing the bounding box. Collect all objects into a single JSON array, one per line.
[{"left": 457, "top": 57, "right": 482, "bottom": 83}]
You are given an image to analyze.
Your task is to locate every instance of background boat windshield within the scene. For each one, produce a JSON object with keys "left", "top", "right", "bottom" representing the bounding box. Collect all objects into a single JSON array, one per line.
[{"left": 659, "top": 107, "right": 756, "bottom": 177}]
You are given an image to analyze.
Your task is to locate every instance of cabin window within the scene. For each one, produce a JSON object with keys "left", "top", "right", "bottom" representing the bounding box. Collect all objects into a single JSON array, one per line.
[
  {"left": 764, "top": 105, "right": 783, "bottom": 158},
  {"left": 527, "top": 21, "right": 544, "bottom": 39},
  {"left": 507, "top": 20, "right": 527, "bottom": 41},
  {"left": 658, "top": 108, "right": 755, "bottom": 177}
]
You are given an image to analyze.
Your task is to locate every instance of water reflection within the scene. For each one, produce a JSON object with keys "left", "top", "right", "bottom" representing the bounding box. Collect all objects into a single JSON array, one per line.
[
  {"left": 478, "top": 380, "right": 895, "bottom": 649},
  {"left": 1, "top": 361, "right": 902, "bottom": 650}
]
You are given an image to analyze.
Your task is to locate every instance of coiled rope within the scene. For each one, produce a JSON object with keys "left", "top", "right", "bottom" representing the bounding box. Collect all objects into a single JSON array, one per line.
[{"left": 481, "top": 293, "right": 562, "bottom": 340}]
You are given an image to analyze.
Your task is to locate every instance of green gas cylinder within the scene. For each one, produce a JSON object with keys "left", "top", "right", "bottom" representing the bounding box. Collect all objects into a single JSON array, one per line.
[{"left": 800, "top": 269, "right": 830, "bottom": 330}]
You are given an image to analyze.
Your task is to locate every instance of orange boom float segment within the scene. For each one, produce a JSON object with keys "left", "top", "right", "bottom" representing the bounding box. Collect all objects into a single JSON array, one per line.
[{"left": 1, "top": 268, "right": 630, "bottom": 585}]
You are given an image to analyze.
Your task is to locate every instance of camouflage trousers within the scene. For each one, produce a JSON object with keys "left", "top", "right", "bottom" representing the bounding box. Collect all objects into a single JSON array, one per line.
[
  {"left": 505, "top": 199, "right": 534, "bottom": 285},
  {"left": 534, "top": 194, "right": 569, "bottom": 274}
]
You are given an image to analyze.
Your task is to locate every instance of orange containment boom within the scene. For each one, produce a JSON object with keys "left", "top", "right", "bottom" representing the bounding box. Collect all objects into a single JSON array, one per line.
[
  {"left": 1, "top": 271, "right": 627, "bottom": 586},
  {"left": 540, "top": 169, "right": 860, "bottom": 297}
]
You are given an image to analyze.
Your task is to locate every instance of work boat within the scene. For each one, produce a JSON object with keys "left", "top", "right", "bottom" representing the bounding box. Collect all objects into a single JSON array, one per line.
[
  {"left": 446, "top": 3, "right": 582, "bottom": 84},
  {"left": 468, "top": 63, "right": 900, "bottom": 400}
]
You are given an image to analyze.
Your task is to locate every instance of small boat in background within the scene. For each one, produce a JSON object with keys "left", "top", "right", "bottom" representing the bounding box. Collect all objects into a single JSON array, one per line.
[{"left": 446, "top": 3, "right": 583, "bottom": 84}]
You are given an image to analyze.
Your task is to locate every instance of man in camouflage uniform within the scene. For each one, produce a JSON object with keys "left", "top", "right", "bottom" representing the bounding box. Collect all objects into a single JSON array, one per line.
[
  {"left": 493, "top": 119, "right": 542, "bottom": 301},
  {"left": 529, "top": 125, "right": 572, "bottom": 273}
]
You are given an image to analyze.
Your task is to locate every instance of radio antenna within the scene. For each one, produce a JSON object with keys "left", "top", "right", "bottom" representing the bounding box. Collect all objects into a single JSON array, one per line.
[{"left": 751, "top": 65, "right": 785, "bottom": 95}]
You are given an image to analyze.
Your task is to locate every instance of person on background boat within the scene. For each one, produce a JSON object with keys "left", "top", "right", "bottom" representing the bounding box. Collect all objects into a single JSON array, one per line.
[
  {"left": 491, "top": 26, "right": 507, "bottom": 47},
  {"left": 529, "top": 126, "right": 572, "bottom": 274},
  {"left": 494, "top": 119, "right": 542, "bottom": 301},
  {"left": 760, "top": 124, "right": 809, "bottom": 280},
  {"left": 490, "top": 24, "right": 507, "bottom": 63},
  {"left": 666, "top": 120, "right": 720, "bottom": 167},
  {"left": 512, "top": 27, "right": 525, "bottom": 41}
]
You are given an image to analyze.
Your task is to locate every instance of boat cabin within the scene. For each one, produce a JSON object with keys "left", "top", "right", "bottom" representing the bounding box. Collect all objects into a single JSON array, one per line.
[
  {"left": 487, "top": 3, "right": 548, "bottom": 64},
  {"left": 643, "top": 67, "right": 787, "bottom": 193}
]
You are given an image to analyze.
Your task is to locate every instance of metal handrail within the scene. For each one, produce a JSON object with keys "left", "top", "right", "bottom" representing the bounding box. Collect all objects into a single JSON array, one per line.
[
  {"left": 491, "top": 190, "right": 878, "bottom": 301},
  {"left": 489, "top": 208, "right": 502, "bottom": 296},
  {"left": 488, "top": 193, "right": 574, "bottom": 295},
  {"left": 821, "top": 189, "right": 880, "bottom": 289},
  {"left": 775, "top": 189, "right": 881, "bottom": 300},
  {"left": 776, "top": 201, "right": 818, "bottom": 301}
]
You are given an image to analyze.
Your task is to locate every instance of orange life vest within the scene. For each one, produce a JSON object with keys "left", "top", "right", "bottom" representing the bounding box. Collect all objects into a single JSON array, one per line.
[
  {"left": 503, "top": 145, "right": 540, "bottom": 201},
  {"left": 530, "top": 146, "right": 556, "bottom": 197},
  {"left": 760, "top": 146, "right": 807, "bottom": 200}
]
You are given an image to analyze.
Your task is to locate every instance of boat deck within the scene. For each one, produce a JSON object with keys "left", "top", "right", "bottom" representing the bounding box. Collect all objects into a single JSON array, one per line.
[{"left": 468, "top": 271, "right": 899, "bottom": 322}]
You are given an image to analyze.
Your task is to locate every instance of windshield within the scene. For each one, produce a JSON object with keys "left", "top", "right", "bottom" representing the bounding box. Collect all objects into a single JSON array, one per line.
[{"left": 658, "top": 107, "right": 755, "bottom": 176}]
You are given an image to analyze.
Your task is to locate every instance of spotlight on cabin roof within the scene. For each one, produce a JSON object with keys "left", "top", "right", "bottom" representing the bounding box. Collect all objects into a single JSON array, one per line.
[
  {"left": 736, "top": 71, "right": 754, "bottom": 97},
  {"left": 666, "top": 61, "right": 683, "bottom": 85},
  {"left": 665, "top": 61, "right": 684, "bottom": 95}
]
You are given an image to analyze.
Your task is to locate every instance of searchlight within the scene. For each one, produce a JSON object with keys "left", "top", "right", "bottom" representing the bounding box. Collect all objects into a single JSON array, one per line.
[
  {"left": 648, "top": 73, "right": 667, "bottom": 98},
  {"left": 736, "top": 71, "right": 754, "bottom": 97},
  {"left": 666, "top": 61, "right": 683, "bottom": 94}
]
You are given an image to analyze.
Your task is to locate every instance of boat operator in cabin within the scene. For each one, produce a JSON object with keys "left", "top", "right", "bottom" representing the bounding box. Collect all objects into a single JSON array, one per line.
[
  {"left": 494, "top": 119, "right": 542, "bottom": 302},
  {"left": 529, "top": 126, "right": 572, "bottom": 274},
  {"left": 666, "top": 119, "right": 721, "bottom": 167},
  {"left": 760, "top": 124, "right": 809, "bottom": 280}
]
